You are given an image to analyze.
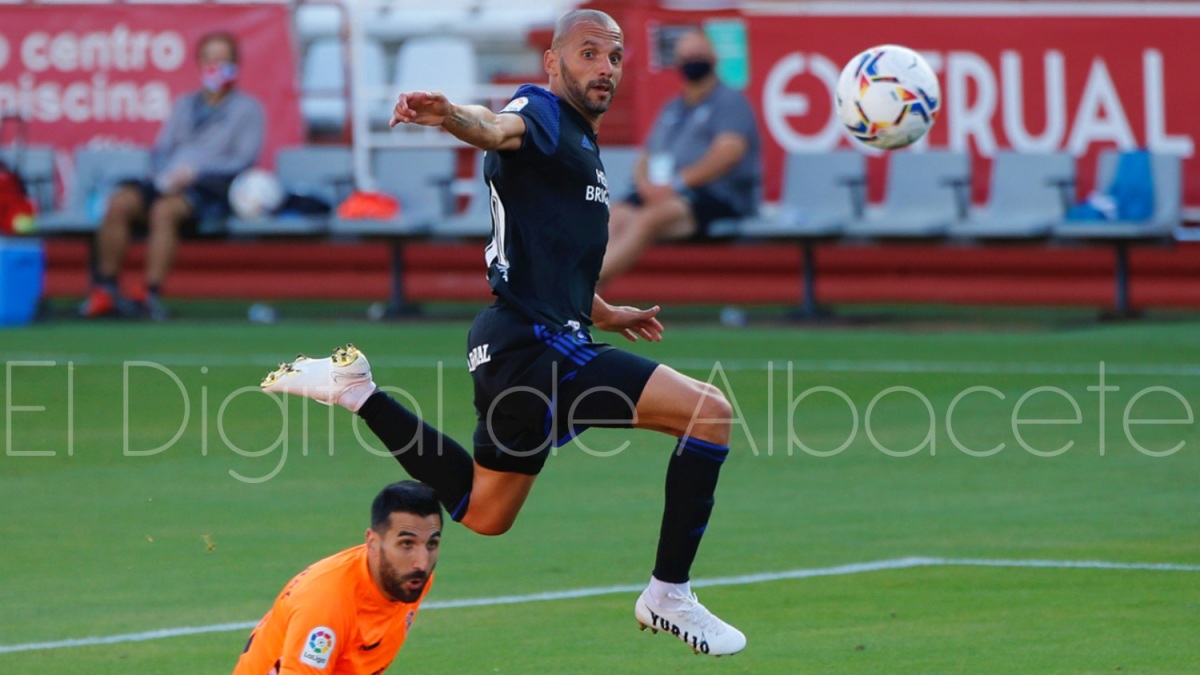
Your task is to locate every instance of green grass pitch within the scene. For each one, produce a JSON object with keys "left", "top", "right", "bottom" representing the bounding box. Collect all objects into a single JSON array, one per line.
[{"left": 2, "top": 307, "right": 1198, "bottom": 673}]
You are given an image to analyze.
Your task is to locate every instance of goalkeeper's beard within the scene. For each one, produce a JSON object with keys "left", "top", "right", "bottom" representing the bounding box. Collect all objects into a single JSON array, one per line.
[{"left": 376, "top": 550, "right": 432, "bottom": 603}]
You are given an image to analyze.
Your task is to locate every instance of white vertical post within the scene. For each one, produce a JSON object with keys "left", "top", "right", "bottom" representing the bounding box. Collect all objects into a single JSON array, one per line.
[{"left": 347, "top": 0, "right": 376, "bottom": 191}]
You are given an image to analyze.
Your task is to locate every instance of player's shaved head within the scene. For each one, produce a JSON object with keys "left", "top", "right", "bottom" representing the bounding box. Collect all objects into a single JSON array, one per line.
[
  {"left": 551, "top": 9, "right": 622, "bottom": 51},
  {"left": 543, "top": 8, "right": 623, "bottom": 124}
]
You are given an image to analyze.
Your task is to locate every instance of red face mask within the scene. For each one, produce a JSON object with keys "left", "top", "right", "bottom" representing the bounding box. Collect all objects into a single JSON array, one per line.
[{"left": 200, "top": 61, "right": 238, "bottom": 93}]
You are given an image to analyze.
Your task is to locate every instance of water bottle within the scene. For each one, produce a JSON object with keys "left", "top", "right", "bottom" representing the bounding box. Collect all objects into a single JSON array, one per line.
[{"left": 248, "top": 303, "right": 277, "bottom": 324}]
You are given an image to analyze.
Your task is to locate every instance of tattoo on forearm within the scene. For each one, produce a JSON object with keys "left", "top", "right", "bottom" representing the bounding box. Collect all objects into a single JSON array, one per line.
[
  {"left": 443, "top": 105, "right": 504, "bottom": 148},
  {"left": 448, "top": 108, "right": 499, "bottom": 136},
  {"left": 449, "top": 111, "right": 478, "bottom": 129}
]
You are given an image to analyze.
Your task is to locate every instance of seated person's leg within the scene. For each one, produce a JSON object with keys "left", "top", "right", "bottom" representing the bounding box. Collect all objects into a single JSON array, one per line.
[
  {"left": 95, "top": 184, "right": 147, "bottom": 282},
  {"left": 682, "top": 188, "right": 741, "bottom": 242},
  {"left": 142, "top": 194, "right": 192, "bottom": 319},
  {"left": 83, "top": 183, "right": 148, "bottom": 317},
  {"left": 144, "top": 194, "right": 191, "bottom": 291},
  {"left": 140, "top": 176, "right": 233, "bottom": 318},
  {"left": 600, "top": 195, "right": 693, "bottom": 286},
  {"left": 607, "top": 200, "right": 638, "bottom": 241}
]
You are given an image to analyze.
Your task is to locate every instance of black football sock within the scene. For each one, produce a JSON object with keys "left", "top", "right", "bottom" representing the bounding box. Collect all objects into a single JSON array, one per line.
[
  {"left": 652, "top": 437, "right": 729, "bottom": 584},
  {"left": 358, "top": 391, "right": 474, "bottom": 520}
]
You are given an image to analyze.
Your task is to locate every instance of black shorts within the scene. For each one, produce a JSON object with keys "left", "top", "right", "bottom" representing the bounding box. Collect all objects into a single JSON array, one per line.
[
  {"left": 121, "top": 175, "right": 234, "bottom": 234},
  {"left": 624, "top": 187, "right": 741, "bottom": 240},
  {"left": 467, "top": 304, "right": 660, "bottom": 475}
]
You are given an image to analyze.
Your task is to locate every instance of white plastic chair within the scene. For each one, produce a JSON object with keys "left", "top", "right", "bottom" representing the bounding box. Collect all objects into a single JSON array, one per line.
[
  {"left": 366, "top": 0, "right": 476, "bottom": 40},
  {"left": 37, "top": 147, "right": 150, "bottom": 233},
  {"left": 599, "top": 147, "right": 640, "bottom": 202},
  {"left": 739, "top": 151, "right": 866, "bottom": 319},
  {"left": 954, "top": 152, "right": 1074, "bottom": 240},
  {"left": 301, "top": 38, "right": 388, "bottom": 134},
  {"left": 843, "top": 151, "right": 970, "bottom": 239},
  {"left": 741, "top": 151, "right": 865, "bottom": 239},
  {"left": 433, "top": 151, "right": 493, "bottom": 239},
  {"left": 294, "top": 4, "right": 343, "bottom": 42},
  {"left": 460, "top": 0, "right": 567, "bottom": 37},
  {"left": 1053, "top": 151, "right": 1181, "bottom": 240},
  {"left": 331, "top": 147, "right": 456, "bottom": 315},
  {"left": 393, "top": 36, "right": 477, "bottom": 105},
  {"left": 1051, "top": 150, "right": 1182, "bottom": 317}
]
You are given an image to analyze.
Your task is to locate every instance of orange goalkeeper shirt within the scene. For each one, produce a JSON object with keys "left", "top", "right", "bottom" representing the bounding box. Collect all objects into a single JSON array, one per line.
[{"left": 233, "top": 544, "right": 432, "bottom": 675}]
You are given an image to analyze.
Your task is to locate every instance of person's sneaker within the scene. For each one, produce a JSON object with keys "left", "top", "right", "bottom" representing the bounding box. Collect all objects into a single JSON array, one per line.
[
  {"left": 125, "top": 285, "right": 168, "bottom": 321},
  {"left": 260, "top": 344, "right": 375, "bottom": 410},
  {"left": 141, "top": 293, "right": 169, "bottom": 322},
  {"left": 635, "top": 586, "right": 746, "bottom": 656},
  {"left": 79, "top": 286, "right": 117, "bottom": 318}
]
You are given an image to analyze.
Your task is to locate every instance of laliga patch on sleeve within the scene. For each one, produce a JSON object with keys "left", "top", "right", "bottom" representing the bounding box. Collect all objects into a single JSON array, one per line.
[
  {"left": 501, "top": 97, "right": 529, "bottom": 113},
  {"left": 299, "top": 626, "right": 336, "bottom": 669}
]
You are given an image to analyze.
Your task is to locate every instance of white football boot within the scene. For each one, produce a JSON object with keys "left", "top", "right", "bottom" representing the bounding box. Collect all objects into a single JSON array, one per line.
[
  {"left": 260, "top": 344, "right": 376, "bottom": 411},
  {"left": 635, "top": 585, "right": 746, "bottom": 656}
]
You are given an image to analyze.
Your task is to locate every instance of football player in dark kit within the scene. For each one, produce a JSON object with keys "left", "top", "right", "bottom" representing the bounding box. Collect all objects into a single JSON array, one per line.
[{"left": 261, "top": 9, "right": 745, "bottom": 656}]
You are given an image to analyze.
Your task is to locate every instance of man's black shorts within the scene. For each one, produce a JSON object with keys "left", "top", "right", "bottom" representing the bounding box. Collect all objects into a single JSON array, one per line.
[
  {"left": 624, "top": 187, "right": 741, "bottom": 240},
  {"left": 121, "top": 175, "right": 234, "bottom": 234},
  {"left": 467, "top": 304, "right": 660, "bottom": 475}
]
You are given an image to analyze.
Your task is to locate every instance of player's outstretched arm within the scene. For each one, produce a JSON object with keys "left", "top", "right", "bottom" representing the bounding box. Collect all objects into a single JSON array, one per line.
[
  {"left": 390, "top": 91, "right": 525, "bottom": 151},
  {"left": 592, "top": 294, "right": 663, "bottom": 343}
]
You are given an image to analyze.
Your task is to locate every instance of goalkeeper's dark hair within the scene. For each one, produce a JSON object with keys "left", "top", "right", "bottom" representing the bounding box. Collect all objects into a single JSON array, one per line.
[{"left": 371, "top": 480, "right": 443, "bottom": 532}]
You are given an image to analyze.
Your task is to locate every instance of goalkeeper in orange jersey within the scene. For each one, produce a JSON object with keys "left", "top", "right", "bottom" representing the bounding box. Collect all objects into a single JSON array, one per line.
[{"left": 233, "top": 481, "right": 441, "bottom": 674}]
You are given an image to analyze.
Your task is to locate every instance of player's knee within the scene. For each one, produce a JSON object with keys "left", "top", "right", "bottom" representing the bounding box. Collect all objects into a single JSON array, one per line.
[
  {"left": 682, "top": 384, "right": 732, "bottom": 446},
  {"left": 700, "top": 385, "right": 733, "bottom": 425}
]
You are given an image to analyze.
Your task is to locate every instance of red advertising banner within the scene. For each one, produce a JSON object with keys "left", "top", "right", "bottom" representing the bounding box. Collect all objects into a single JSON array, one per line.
[
  {"left": 621, "top": 4, "right": 1198, "bottom": 210},
  {"left": 0, "top": 3, "right": 301, "bottom": 176}
]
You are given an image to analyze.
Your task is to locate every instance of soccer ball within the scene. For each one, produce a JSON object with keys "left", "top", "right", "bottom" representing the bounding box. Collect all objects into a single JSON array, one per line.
[
  {"left": 835, "top": 45, "right": 941, "bottom": 150},
  {"left": 229, "top": 168, "right": 285, "bottom": 219}
]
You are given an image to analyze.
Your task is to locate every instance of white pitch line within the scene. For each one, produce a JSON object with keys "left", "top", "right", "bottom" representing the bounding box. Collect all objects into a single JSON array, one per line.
[
  {"left": 9, "top": 355, "right": 1200, "bottom": 377},
  {"left": 939, "top": 558, "right": 1200, "bottom": 572},
  {"left": 2, "top": 557, "right": 1197, "bottom": 656},
  {"left": 0, "top": 622, "right": 261, "bottom": 656}
]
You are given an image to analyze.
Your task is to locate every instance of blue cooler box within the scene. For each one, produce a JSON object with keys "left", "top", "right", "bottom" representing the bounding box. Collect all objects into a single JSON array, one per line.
[{"left": 0, "top": 237, "right": 45, "bottom": 327}]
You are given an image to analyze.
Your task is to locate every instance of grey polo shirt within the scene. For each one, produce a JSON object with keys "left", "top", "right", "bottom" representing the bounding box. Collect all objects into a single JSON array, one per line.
[
  {"left": 152, "top": 89, "right": 265, "bottom": 180},
  {"left": 642, "top": 82, "right": 762, "bottom": 216}
]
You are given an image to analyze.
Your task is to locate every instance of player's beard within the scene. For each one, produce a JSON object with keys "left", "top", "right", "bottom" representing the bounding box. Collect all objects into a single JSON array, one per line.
[
  {"left": 562, "top": 63, "right": 614, "bottom": 115},
  {"left": 376, "top": 551, "right": 431, "bottom": 603}
]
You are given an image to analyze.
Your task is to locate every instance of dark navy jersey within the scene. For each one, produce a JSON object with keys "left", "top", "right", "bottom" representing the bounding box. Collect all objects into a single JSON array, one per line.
[{"left": 482, "top": 84, "right": 611, "bottom": 329}]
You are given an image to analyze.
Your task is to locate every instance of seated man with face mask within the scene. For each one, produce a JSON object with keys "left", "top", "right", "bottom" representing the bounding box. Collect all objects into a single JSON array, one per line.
[
  {"left": 81, "top": 31, "right": 265, "bottom": 321},
  {"left": 599, "top": 28, "right": 761, "bottom": 288}
]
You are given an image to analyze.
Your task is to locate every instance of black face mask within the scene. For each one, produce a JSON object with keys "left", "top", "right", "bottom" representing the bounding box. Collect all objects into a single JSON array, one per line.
[{"left": 679, "top": 60, "right": 714, "bottom": 82}]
